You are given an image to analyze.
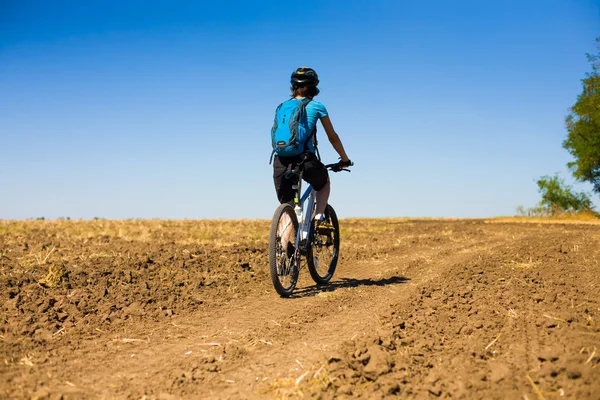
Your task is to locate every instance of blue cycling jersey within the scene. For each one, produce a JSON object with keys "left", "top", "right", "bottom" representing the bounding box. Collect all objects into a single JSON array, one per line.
[{"left": 303, "top": 99, "right": 328, "bottom": 153}]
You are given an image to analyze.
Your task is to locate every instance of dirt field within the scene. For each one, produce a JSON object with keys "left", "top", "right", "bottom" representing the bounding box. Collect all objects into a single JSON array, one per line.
[{"left": 1, "top": 218, "right": 599, "bottom": 399}]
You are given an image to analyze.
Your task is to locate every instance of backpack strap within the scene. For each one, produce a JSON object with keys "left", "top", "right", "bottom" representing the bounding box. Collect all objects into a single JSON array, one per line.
[
  {"left": 300, "top": 98, "right": 322, "bottom": 160},
  {"left": 312, "top": 127, "right": 321, "bottom": 161},
  {"left": 299, "top": 97, "right": 311, "bottom": 106},
  {"left": 298, "top": 98, "right": 317, "bottom": 151},
  {"left": 269, "top": 102, "right": 285, "bottom": 164}
]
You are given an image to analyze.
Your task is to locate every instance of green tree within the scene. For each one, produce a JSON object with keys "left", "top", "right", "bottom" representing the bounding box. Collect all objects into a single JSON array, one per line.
[
  {"left": 536, "top": 174, "right": 594, "bottom": 215},
  {"left": 563, "top": 38, "right": 600, "bottom": 196}
]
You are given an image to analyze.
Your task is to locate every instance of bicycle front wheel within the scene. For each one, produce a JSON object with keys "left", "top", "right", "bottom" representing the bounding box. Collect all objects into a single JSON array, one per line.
[
  {"left": 268, "top": 203, "right": 299, "bottom": 297},
  {"left": 307, "top": 204, "right": 340, "bottom": 285}
]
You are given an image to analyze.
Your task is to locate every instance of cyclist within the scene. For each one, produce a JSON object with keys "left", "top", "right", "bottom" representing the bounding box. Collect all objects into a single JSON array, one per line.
[{"left": 272, "top": 67, "right": 352, "bottom": 229}]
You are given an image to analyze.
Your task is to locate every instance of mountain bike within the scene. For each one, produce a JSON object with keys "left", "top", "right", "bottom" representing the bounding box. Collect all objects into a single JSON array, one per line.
[{"left": 268, "top": 162, "right": 350, "bottom": 297}]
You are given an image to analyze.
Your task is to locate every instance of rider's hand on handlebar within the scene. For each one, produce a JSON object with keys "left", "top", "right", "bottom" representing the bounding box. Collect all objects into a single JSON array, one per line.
[
  {"left": 339, "top": 159, "right": 353, "bottom": 168},
  {"left": 329, "top": 159, "right": 353, "bottom": 172}
]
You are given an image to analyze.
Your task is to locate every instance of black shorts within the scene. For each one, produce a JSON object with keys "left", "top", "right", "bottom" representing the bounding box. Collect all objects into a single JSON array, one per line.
[{"left": 273, "top": 152, "right": 329, "bottom": 204}]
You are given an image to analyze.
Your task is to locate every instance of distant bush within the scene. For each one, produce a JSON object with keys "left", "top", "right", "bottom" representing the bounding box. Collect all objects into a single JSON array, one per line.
[
  {"left": 517, "top": 174, "right": 598, "bottom": 217},
  {"left": 563, "top": 37, "right": 600, "bottom": 198},
  {"left": 516, "top": 205, "right": 549, "bottom": 217}
]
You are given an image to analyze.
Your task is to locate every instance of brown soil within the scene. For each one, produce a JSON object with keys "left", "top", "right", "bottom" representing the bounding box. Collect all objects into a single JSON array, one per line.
[{"left": 1, "top": 218, "right": 599, "bottom": 399}]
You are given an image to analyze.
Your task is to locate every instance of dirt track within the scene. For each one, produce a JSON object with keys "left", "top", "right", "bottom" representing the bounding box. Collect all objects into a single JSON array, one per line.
[{"left": 1, "top": 218, "right": 600, "bottom": 399}]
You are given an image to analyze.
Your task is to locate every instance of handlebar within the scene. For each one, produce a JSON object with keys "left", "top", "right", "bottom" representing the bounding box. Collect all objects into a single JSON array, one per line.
[
  {"left": 325, "top": 162, "right": 353, "bottom": 173},
  {"left": 284, "top": 160, "right": 353, "bottom": 179}
]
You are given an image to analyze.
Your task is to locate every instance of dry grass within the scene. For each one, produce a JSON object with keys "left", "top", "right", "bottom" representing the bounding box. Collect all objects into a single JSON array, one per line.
[
  {"left": 489, "top": 215, "right": 600, "bottom": 225},
  {"left": 0, "top": 219, "right": 271, "bottom": 246},
  {"left": 506, "top": 259, "right": 541, "bottom": 269},
  {"left": 38, "top": 264, "right": 67, "bottom": 287},
  {"left": 259, "top": 361, "right": 332, "bottom": 398}
]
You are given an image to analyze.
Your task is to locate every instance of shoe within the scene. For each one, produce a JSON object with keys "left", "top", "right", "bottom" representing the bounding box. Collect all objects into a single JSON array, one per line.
[
  {"left": 314, "top": 217, "right": 335, "bottom": 246},
  {"left": 314, "top": 217, "right": 334, "bottom": 235}
]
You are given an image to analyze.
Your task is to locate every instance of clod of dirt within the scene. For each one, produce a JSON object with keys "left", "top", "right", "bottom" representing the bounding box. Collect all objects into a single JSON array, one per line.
[
  {"left": 567, "top": 368, "right": 582, "bottom": 380},
  {"left": 386, "top": 383, "right": 401, "bottom": 395},
  {"left": 337, "top": 385, "right": 354, "bottom": 395},
  {"left": 428, "top": 386, "right": 442, "bottom": 397},
  {"left": 363, "top": 345, "right": 392, "bottom": 380},
  {"left": 545, "top": 320, "right": 559, "bottom": 329},
  {"left": 489, "top": 361, "right": 511, "bottom": 383}
]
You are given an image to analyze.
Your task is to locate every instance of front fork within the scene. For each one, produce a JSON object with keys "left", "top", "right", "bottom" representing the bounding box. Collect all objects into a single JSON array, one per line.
[{"left": 295, "top": 190, "right": 315, "bottom": 257}]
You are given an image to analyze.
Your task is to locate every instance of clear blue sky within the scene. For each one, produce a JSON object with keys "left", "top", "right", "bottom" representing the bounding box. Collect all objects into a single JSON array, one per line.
[{"left": 1, "top": 0, "right": 599, "bottom": 219}]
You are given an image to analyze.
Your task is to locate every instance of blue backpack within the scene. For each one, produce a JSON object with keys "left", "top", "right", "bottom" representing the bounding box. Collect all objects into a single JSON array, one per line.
[{"left": 270, "top": 98, "right": 316, "bottom": 160}]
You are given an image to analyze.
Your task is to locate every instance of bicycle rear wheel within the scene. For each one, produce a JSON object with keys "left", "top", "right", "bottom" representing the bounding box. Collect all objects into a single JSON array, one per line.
[
  {"left": 307, "top": 204, "right": 340, "bottom": 285},
  {"left": 268, "top": 203, "right": 299, "bottom": 297}
]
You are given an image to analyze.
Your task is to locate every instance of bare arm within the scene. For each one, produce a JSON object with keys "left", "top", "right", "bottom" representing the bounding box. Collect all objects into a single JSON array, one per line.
[{"left": 320, "top": 115, "right": 350, "bottom": 162}]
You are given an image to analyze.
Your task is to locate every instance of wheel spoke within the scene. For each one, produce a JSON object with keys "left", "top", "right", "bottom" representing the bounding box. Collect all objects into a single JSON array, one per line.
[
  {"left": 269, "top": 204, "right": 300, "bottom": 297},
  {"left": 307, "top": 205, "right": 339, "bottom": 285}
]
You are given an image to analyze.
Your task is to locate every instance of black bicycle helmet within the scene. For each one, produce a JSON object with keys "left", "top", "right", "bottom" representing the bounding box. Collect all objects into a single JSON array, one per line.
[{"left": 291, "top": 67, "right": 319, "bottom": 87}]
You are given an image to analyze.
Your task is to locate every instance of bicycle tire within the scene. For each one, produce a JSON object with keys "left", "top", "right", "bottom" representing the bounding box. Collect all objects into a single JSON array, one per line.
[
  {"left": 307, "top": 204, "right": 340, "bottom": 285},
  {"left": 268, "top": 203, "right": 299, "bottom": 297}
]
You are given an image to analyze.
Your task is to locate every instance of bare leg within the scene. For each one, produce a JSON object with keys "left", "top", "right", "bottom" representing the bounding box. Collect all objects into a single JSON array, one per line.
[
  {"left": 279, "top": 212, "right": 293, "bottom": 248},
  {"left": 279, "top": 199, "right": 296, "bottom": 248},
  {"left": 315, "top": 178, "right": 331, "bottom": 216}
]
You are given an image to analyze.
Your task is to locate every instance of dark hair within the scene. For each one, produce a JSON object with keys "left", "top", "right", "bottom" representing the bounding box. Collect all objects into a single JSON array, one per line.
[{"left": 291, "top": 85, "right": 320, "bottom": 99}]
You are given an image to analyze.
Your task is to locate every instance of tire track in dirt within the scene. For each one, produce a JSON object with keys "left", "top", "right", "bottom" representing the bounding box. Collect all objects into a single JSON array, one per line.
[
  {"left": 39, "top": 226, "right": 505, "bottom": 399},
  {"left": 2, "top": 220, "right": 599, "bottom": 399},
  {"left": 300, "top": 223, "right": 600, "bottom": 399}
]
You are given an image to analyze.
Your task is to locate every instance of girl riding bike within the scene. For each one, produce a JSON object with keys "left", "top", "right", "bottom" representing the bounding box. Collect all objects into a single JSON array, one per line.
[{"left": 272, "top": 66, "right": 353, "bottom": 224}]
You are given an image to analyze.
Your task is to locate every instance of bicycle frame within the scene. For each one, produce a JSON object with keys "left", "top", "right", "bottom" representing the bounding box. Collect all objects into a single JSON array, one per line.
[
  {"left": 269, "top": 160, "right": 349, "bottom": 296},
  {"left": 286, "top": 160, "right": 349, "bottom": 261},
  {"left": 292, "top": 171, "right": 316, "bottom": 254}
]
